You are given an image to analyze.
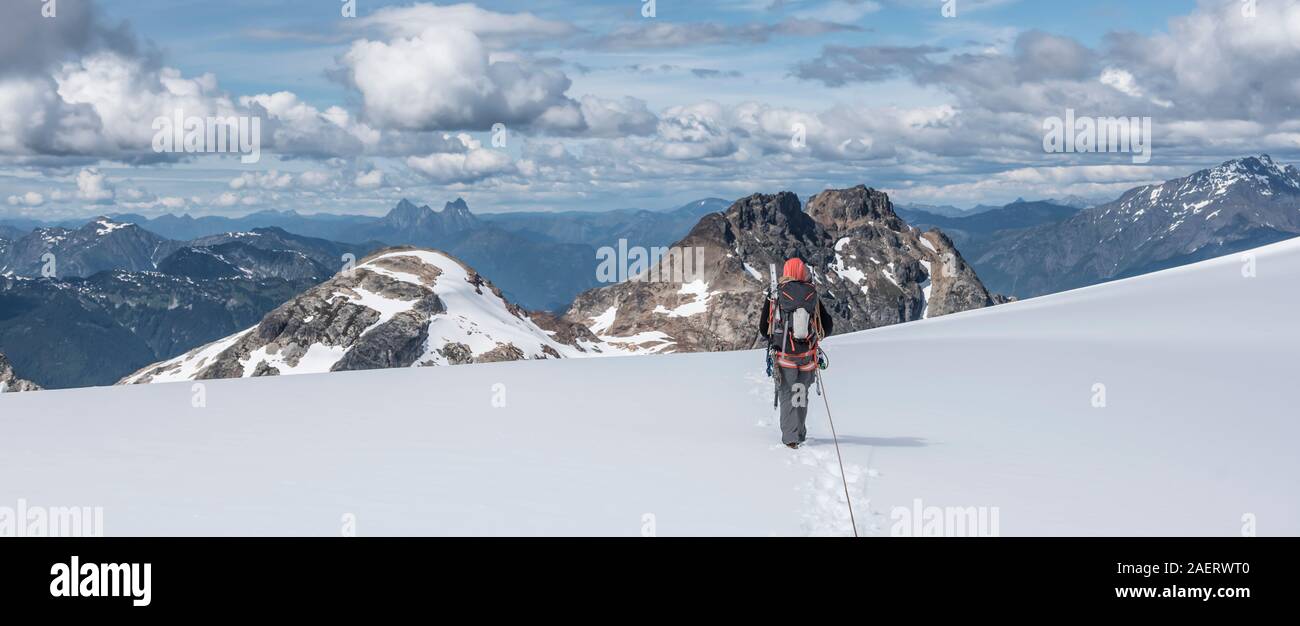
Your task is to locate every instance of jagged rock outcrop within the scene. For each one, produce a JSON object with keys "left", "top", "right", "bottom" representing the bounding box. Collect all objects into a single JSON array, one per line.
[
  {"left": 564, "top": 185, "right": 999, "bottom": 353},
  {"left": 120, "top": 248, "right": 616, "bottom": 384},
  {"left": 0, "top": 352, "right": 41, "bottom": 392}
]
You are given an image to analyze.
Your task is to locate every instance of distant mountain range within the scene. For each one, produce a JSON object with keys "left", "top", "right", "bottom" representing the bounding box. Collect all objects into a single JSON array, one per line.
[
  {"left": 971, "top": 155, "right": 1300, "bottom": 297},
  {"left": 0, "top": 269, "right": 315, "bottom": 388},
  {"left": 0, "top": 198, "right": 727, "bottom": 387},
  {"left": 4, "top": 155, "right": 1299, "bottom": 389},
  {"left": 897, "top": 199, "right": 1085, "bottom": 259},
  {"left": 0, "top": 197, "right": 728, "bottom": 312},
  {"left": 0, "top": 219, "right": 384, "bottom": 387},
  {"left": 478, "top": 198, "right": 731, "bottom": 249}
]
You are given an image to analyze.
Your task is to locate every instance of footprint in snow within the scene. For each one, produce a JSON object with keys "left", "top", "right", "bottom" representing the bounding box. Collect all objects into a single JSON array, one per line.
[{"left": 785, "top": 442, "right": 883, "bottom": 537}]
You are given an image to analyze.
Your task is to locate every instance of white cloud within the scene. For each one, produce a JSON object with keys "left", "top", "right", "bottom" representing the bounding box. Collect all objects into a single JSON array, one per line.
[
  {"left": 575, "top": 96, "right": 658, "bottom": 138},
  {"left": 297, "top": 170, "right": 332, "bottom": 188},
  {"left": 342, "top": 26, "right": 576, "bottom": 132},
  {"left": 405, "top": 134, "right": 518, "bottom": 184},
  {"left": 653, "top": 102, "right": 738, "bottom": 160},
  {"left": 230, "top": 170, "right": 293, "bottom": 190},
  {"left": 355, "top": 3, "right": 578, "bottom": 45},
  {"left": 76, "top": 168, "right": 115, "bottom": 203},
  {"left": 1100, "top": 67, "right": 1172, "bottom": 108},
  {"left": 6, "top": 191, "right": 44, "bottom": 207},
  {"left": 213, "top": 191, "right": 243, "bottom": 207},
  {"left": 355, "top": 169, "right": 385, "bottom": 188}
]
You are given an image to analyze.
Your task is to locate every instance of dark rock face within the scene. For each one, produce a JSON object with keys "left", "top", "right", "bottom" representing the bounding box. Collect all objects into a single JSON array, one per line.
[
  {"left": 972, "top": 156, "right": 1300, "bottom": 297},
  {"left": 528, "top": 311, "right": 602, "bottom": 347},
  {"left": 0, "top": 351, "right": 41, "bottom": 392},
  {"left": 807, "top": 185, "right": 902, "bottom": 232},
  {"left": 564, "top": 185, "right": 999, "bottom": 353}
]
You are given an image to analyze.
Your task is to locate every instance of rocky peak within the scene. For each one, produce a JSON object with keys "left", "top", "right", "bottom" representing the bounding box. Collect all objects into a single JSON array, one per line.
[
  {"left": 727, "top": 191, "right": 805, "bottom": 230},
  {"left": 440, "top": 197, "right": 477, "bottom": 231},
  {"left": 1191, "top": 155, "right": 1300, "bottom": 195},
  {"left": 807, "top": 185, "right": 903, "bottom": 234},
  {"left": 385, "top": 199, "right": 434, "bottom": 229},
  {"left": 564, "top": 185, "right": 1000, "bottom": 353},
  {"left": 707, "top": 191, "right": 824, "bottom": 260},
  {"left": 443, "top": 198, "right": 471, "bottom": 216},
  {"left": 121, "top": 247, "right": 618, "bottom": 384},
  {"left": 379, "top": 198, "right": 478, "bottom": 237}
]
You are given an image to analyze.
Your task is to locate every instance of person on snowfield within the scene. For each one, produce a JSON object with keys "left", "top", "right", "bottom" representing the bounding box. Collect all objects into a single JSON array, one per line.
[{"left": 759, "top": 257, "right": 833, "bottom": 449}]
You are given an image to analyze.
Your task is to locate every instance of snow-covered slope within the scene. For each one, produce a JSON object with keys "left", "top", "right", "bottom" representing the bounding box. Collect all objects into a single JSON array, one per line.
[{"left": 2, "top": 239, "right": 1297, "bottom": 536}]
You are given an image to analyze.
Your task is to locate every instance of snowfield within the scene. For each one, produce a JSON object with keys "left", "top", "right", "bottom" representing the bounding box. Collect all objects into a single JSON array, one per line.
[{"left": 1, "top": 239, "right": 1297, "bottom": 536}]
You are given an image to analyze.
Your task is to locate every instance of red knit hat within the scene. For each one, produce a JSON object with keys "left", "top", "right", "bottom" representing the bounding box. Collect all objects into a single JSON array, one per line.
[{"left": 782, "top": 257, "right": 808, "bottom": 281}]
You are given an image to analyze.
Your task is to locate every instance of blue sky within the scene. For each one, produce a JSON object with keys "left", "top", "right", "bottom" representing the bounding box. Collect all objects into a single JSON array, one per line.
[{"left": 2, "top": 0, "right": 1295, "bottom": 220}]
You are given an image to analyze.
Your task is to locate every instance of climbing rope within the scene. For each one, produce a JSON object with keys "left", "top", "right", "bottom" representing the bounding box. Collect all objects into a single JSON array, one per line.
[{"left": 816, "top": 368, "right": 859, "bottom": 537}]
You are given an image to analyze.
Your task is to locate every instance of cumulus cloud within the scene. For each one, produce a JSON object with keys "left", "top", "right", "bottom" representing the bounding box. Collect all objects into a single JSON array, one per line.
[
  {"left": 795, "top": 1, "right": 1300, "bottom": 128},
  {"left": 355, "top": 169, "right": 386, "bottom": 189},
  {"left": 573, "top": 96, "right": 658, "bottom": 138},
  {"left": 405, "top": 134, "right": 519, "bottom": 184},
  {"left": 340, "top": 26, "right": 580, "bottom": 132},
  {"left": 7, "top": 0, "right": 1300, "bottom": 215},
  {"left": 6, "top": 191, "right": 45, "bottom": 207},
  {"left": 653, "top": 102, "right": 739, "bottom": 160},
  {"left": 230, "top": 170, "right": 293, "bottom": 190},
  {"left": 0, "top": 0, "right": 142, "bottom": 78},
  {"left": 76, "top": 168, "right": 115, "bottom": 203},
  {"left": 213, "top": 191, "right": 259, "bottom": 208},
  {"left": 786, "top": 1, "right": 1300, "bottom": 167}
]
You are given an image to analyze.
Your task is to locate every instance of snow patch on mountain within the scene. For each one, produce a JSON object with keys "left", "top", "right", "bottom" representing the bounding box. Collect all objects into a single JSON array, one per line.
[
  {"left": 120, "top": 328, "right": 254, "bottom": 385},
  {"left": 94, "top": 218, "right": 132, "bottom": 236},
  {"left": 653, "top": 280, "right": 712, "bottom": 317},
  {"left": 919, "top": 260, "right": 933, "bottom": 320}
]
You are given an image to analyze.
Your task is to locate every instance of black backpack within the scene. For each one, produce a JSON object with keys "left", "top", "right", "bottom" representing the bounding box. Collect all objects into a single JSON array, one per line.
[{"left": 770, "top": 280, "right": 822, "bottom": 357}]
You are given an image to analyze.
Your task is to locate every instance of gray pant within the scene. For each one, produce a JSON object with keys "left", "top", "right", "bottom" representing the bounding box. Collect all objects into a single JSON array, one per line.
[{"left": 777, "top": 366, "right": 817, "bottom": 445}]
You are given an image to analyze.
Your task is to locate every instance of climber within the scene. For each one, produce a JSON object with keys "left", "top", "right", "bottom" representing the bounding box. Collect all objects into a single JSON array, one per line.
[{"left": 758, "top": 257, "right": 833, "bottom": 449}]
